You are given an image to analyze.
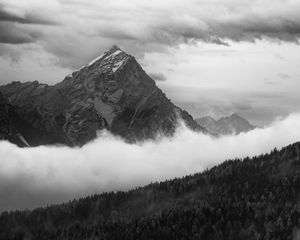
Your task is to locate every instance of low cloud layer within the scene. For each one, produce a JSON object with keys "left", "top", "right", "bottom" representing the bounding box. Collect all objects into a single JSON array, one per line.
[
  {"left": 0, "top": 112, "right": 300, "bottom": 212},
  {"left": 149, "top": 72, "right": 167, "bottom": 82}
]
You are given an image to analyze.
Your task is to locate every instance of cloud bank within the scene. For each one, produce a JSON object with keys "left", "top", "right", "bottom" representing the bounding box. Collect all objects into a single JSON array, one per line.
[
  {"left": 0, "top": 112, "right": 300, "bottom": 212},
  {"left": 0, "top": 0, "right": 300, "bottom": 67}
]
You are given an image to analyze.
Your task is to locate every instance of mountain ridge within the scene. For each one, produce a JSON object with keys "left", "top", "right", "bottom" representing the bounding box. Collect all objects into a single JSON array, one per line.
[
  {"left": 196, "top": 113, "right": 255, "bottom": 135},
  {"left": 0, "top": 46, "right": 205, "bottom": 146}
]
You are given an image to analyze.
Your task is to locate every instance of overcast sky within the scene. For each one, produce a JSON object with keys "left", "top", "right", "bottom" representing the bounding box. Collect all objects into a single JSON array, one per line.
[{"left": 0, "top": 0, "right": 300, "bottom": 125}]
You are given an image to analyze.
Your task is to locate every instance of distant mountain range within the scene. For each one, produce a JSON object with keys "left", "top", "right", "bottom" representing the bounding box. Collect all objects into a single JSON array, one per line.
[
  {"left": 196, "top": 113, "right": 255, "bottom": 135},
  {"left": 0, "top": 46, "right": 205, "bottom": 146}
]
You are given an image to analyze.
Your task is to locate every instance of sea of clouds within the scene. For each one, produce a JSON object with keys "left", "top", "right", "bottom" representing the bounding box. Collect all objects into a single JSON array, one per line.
[{"left": 0, "top": 112, "right": 300, "bottom": 211}]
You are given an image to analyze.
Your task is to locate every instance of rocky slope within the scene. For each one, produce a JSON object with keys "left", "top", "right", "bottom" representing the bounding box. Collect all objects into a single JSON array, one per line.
[
  {"left": 0, "top": 92, "right": 29, "bottom": 147},
  {"left": 0, "top": 46, "right": 204, "bottom": 146},
  {"left": 0, "top": 93, "right": 60, "bottom": 147},
  {"left": 196, "top": 113, "right": 255, "bottom": 135}
]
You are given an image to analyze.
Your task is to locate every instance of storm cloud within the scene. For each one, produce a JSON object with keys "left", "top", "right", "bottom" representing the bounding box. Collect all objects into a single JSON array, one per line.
[
  {"left": 0, "top": 22, "right": 44, "bottom": 44},
  {"left": 0, "top": 0, "right": 300, "bottom": 67},
  {"left": 0, "top": 7, "right": 56, "bottom": 25},
  {"left": 0, "top": 2, "right": 57, "bottom": 45}
]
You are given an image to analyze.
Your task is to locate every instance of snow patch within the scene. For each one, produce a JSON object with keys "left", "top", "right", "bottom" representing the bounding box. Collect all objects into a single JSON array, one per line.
[
  {"left": 111, "top": 49, "right": 122, "bottom": 57},
  {"left": 74, "top": 65, "right": 87, "bottom": 72},
  {"left": 112, "top": 58, "right": 126, "bottom": 72},
  {"left": 105, "top": 49, "right": 122, "bottom": 60},
  {"left": 87, "top": 53, "right": 105, "bottom": 66}
]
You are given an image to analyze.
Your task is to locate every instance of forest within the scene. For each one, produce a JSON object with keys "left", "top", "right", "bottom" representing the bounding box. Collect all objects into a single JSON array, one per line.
[{"left": 0, "top": 142, "right": 299, "bottom": 240}]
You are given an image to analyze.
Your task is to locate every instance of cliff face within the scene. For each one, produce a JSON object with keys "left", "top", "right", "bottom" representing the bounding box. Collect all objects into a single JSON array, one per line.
[
  {"left": 0, "top": 92, "right": 60, "bottom": 147},
  {"left": 0, "top": 92, "right": 25, "bottom": 146},
  {"left": 0, "top": 46, "right": 204, "bottom": 146}
]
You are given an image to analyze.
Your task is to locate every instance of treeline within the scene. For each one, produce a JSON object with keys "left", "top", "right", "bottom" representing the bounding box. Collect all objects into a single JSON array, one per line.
[{"left": 0, "top": 142, "right": 300, "bottom": 240}]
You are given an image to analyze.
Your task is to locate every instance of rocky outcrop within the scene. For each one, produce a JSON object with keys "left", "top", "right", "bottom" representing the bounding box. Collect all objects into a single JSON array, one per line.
[
  {"left": 0, "top": 92, "right": 26, "bottom": 146},
  {"left": 0, "top": 46, "right": 205, "bottom": 146},
  {"left": 0, "top": 92, "right": 60, "bottom": 147},
  {"left": 196, "top": 113, "right": 255, "bottom": 135}
]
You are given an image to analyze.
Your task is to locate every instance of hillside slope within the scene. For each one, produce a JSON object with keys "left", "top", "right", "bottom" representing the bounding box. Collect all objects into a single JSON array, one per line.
[{"left": 1, "top": 142, "right": 299, "bottom": 239}]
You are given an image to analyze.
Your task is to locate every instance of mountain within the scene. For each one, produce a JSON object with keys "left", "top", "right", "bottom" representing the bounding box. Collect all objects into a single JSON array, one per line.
[
  {"left": 0, "top": 92, "right": 30, "bottom": 147},
  {"left": 196, "top": 113, "right": 255, "bottom": 135},
  {"left": 0, "top": 46, "right": 204, "bottom": 146},
  {"left": 0, "top": 142, "right": 299, "bottom": 239},
  {"left": 0, "top": 92, "right": 61, "bottom": 147}
]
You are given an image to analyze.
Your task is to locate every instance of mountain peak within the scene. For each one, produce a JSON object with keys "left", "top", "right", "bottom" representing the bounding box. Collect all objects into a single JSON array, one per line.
[
  {"left": 108, "top": 45, "right": 122, "bottom": 52},
  {"left": 78, "top": 45, "right": 130, "bottom": 74},
  {"left": 0, "top": 47, "right": 203, "bottom": 146}
]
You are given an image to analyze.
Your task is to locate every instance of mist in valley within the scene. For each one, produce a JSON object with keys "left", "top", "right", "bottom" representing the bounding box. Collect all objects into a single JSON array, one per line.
[{"left": 1, "top": 112, "right": 300, "bottom": 211}]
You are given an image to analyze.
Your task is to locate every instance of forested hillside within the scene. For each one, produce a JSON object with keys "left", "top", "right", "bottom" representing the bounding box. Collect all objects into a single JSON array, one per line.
[{"left": 1, "top": 142, "right": 300, "bottom": 240}]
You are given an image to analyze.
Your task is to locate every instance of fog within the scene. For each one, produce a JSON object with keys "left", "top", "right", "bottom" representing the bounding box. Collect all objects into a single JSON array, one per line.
[{"left": 0, "top": 112, "right": 300, "bottom": 212}]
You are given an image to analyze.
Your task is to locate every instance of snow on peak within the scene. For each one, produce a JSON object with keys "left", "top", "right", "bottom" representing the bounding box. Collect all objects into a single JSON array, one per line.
[
  {"left": 70, "top": 46, "right": 130, "bottom": 76},
  {"left": 112, "top": 58, "right": 127, "bottom": 72},
  {"left": 111, "top": 49, "right": 122, "bottom": 57},
  {"left": 104, "top": 48, "right": 123, "bottom": 60},
  {"left": 87, "top": 53, "right": 105, "bottom": 66},
  {"left": 109, "top": 45, "right": 121, "bottom": 52},
  {"left": 86, "top": 46, "right": 124, "bottom": 67}
]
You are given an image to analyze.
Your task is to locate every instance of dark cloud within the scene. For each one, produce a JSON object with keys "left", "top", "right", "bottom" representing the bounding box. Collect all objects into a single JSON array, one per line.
[
  {"left": 0, "top": 0, "right": 300, "bottom": 67},
  {"left": 149, "top": 72, "right": 167, "bottom": 81},
  {"left": 0, "top": 22, "right": 36, "bottom": 44},
  {"left": 157, "top": 18, "right": 300, "bottom": 46},
  {"left": 46, "top": 0, "right": 300, "bottom": 68},
  {"left": 0, "top": 4, "right": 56, "bottom": 45},
  {"left": 216, "top": 17, "right": 300, "bottom": 44},
  {"left": 209, "top": 37, "right": 230, "bottom": 46},
  {"left": 0, "top": 7, "right": 56, "bottom": 25},
  {"left": 0, "top": 21, "right": 45, "bottom": 45}
]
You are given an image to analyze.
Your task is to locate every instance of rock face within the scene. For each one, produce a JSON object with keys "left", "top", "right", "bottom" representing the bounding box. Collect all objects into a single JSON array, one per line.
[
  {"left": 0, "top": 93, "right": 61, "bottom": 147},
  {"left": 0, "top": 92, "right": 28, "bottom": 146},
  {"left": 196, "top": 113, "right": 255, "bottom": 135},
  {"left": 0, "top": 46, "right": 204, "bottom": 146}
]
